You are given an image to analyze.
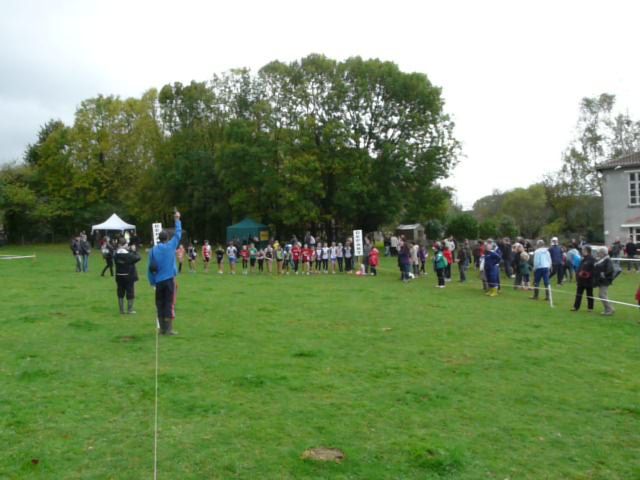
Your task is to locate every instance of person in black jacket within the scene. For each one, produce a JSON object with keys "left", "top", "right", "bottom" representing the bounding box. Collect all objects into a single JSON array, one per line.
[
  {"left": 500, "top": 238, "right": 513, "bottom": 277},
  {"left": 79, "top": 234, "right": 91, "bottom": 273},
  {"left": 572, "top": 246, "right": 595, "bottom": 312},
  {"left": 70, "top": 236, "right": 82, "bottom": 272},
  {"left": 594, "top": 247, "right": 615, "bottom": 315},
  {"left": 100, "top": 237, "right": 115, "bottom": 277},
  {"left": 625, "top": 237, "right": 639, "bottom": 271},
  {"left": 114, "top": 238, "right": 141, "bottom": 314}
]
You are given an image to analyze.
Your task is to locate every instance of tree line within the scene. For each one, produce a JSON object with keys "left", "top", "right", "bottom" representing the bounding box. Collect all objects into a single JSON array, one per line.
[{"left": 0, "top": 54, "right": 459, "bottom": 243}]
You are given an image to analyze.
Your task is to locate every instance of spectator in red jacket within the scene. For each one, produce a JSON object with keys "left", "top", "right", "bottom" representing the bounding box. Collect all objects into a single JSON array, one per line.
[
  {"left": 443, "top": 246, "right": 453, "bottom": 281},
  {"left": 369, "top": 246, "right": 380, "bottom": 276}
]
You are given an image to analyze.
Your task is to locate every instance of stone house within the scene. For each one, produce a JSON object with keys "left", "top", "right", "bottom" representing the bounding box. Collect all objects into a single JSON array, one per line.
[{"left": 597, "top": 151, "right": 640, "bottom": 245}]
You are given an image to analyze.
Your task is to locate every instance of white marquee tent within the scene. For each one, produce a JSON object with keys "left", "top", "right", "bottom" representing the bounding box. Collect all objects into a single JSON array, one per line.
[{"left": 91, "top": 213, "right": 136, "bottom": 233}]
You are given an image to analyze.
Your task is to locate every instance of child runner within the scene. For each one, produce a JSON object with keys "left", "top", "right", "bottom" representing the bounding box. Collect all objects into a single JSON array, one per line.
[
  {"left": 336, "top": 243, "right": 344, "bottom": 272},
  {"left": 265, "top": 244, "right": 274, "bottom": 274},
  {"left": 302, "top": 243, "right": 311, "bottom": 275},
  {"left": 314, "top": 242, "right": 321, "bottom": 274},
  {"left": 257, "top": 248, "right": 265, "bottom": 273},
  {"left": 344, "top": 241, "right": 353, "bottom": 273},
  {"left": 330, "top": 242, "right": 338, "bottom": 274},
  {"left": 187, "top": 243, "right": 197, "bottom": 273},
  {"left": 369, "top": 244, "right": 380, "bottom": 276},
  {"left": 283, "top": 243, "right": 292, "bottom": 275},
  {"left": 275, "top": 242, "right": 284, "bottom": 274},
  {"left": 292, "top": 242, "right": 302, "bottom": 274},
  {"left": 240, "top": 245, "right": 250, "bottom": 274},
  {"left": 202, "top": 240, "right": 212, "bottom": 273},
  {"left": 249, "top": 243, "right": 258, "bottom": 273},
  {"left": 176, "top": 244, "right": 185, "bottom": 274},
  {"left": 215, "top": 244, "right": 225, "bottom": 274},
  {"left": 226, "top": 242, "right": 237, "bottom": 275},
  {"left": 322, "top": 242, "right": 330, "bottom": 273}
]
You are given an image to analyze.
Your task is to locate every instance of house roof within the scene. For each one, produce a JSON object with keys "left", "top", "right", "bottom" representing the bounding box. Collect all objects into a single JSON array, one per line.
[{"left": 596, "top": 151, "right": 640, "bottom": 171}]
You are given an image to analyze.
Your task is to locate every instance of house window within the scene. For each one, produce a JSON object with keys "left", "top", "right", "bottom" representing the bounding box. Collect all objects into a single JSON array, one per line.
[
  {"left": 629, "top": 227, "right": 640, "bottom": 243},
  {"left": 630, "top": 171, "right": 640, "bottom": 205}
]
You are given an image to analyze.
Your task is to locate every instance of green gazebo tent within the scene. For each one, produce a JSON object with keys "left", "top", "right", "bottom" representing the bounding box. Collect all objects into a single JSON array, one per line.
[{"left": 226, "top": 218, "right": 269, "bottom": 246}]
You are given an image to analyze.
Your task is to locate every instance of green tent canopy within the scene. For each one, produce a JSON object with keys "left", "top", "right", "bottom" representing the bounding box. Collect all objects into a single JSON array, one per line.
[{"left": 226, "top": 218, "right": 269, "bottom": 245}]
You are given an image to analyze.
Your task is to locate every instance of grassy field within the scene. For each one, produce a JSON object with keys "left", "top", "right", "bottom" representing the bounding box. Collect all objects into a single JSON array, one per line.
[{"left": 1, "top": 245, "right": 639, "bottom": 479}]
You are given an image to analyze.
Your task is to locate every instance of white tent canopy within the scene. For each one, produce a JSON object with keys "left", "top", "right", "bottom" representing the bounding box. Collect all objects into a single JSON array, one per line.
[{"left": 91, "top": 213, "right": 136, "bottom": 233}]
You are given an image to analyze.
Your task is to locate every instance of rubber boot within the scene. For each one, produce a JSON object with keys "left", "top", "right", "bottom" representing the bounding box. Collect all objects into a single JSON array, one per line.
[
  {"left": 489, "top": 287, "right": 498, "bottom": 297},
  {"left": 118, "top": 297, "right": 125, "bottom": 314},
  {"left": 165, "top": 318, "right": 178, "bottom": 336},
  {"left": 544, "top": 288, "right": 550, "bottom": 301},
  {"left": 158, "top": 317, "right": 166, "bottom": 335},
  {"left": 531, "top": 287, "right": 539, "bottom": 300},
  {"left": 127, "top": 299, "right": 136, "bottom": 314}
]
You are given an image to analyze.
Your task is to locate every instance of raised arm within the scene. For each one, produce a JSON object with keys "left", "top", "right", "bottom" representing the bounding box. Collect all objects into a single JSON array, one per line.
[{"left": 169, "top": 211, "right": 182, "bottom": 249}]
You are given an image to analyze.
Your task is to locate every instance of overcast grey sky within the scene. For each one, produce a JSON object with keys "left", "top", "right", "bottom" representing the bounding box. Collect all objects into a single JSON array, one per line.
[{"left": 1, "top": 0, "right": 639, "bottom": 208}]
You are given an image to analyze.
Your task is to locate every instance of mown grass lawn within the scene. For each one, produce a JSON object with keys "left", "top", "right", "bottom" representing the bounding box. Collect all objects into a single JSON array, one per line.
[{"left": 1, "top": 245, "right": 639, "bottom": 479}]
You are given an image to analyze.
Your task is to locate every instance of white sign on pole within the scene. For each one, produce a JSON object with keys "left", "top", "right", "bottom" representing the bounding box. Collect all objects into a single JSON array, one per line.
[
  {"left": 152, "top": 223, "right": 163, "bottom": 246},
  {"left": 353, "top": 229, "right": 364, "bottom": 256}
]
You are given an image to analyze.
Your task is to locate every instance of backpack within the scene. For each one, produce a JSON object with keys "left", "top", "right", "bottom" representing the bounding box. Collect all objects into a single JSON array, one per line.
[{"left": 572, "top": 253, "right": 582, "bottom": 270}]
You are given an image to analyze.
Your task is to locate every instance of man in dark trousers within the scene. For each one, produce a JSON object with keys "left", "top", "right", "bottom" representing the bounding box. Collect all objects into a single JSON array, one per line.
[
  {"left": 148, "top": 210, "right": 182, "bottom": 335},
  {"left": 114, "top": 238, "right": 141, "bottom": 314},
  {"left": 548, "top": 237, "right": 564, "bottom": 285},
  {"left": 625, "top": 237, "right": 638, "bottom": 272}
]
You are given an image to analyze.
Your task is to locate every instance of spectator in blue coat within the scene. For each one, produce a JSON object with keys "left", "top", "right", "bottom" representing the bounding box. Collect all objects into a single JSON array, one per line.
[
  {"left": 532, "top": 239, "right": 552, "bottom": 301},
  {"left": 548, "top": 236, "right": 564, "bottom": 285},
  {"left": 148, "top": 210, "right": 182, "bottom": 335},
  {"left": 484, "top": 239, "right": 502, "bottom": 297}
]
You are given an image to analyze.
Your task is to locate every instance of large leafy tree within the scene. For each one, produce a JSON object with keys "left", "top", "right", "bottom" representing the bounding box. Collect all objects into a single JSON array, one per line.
[
  {"left": 553, "top": 93, "right": 640, "bottom": 196},
  {"left": 446, "top": 213, "right": 479, "bottom": 240},
  {"left": 2, "top": 55, "right": 459, "bottom": 242}
]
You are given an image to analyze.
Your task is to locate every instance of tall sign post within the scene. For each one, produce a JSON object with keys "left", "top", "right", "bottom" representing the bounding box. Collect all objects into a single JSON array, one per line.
[
  {"left": 152, "top": 223, "right": 163, "bottom": 246},
  {"left": 353, "top": 229, "right": 364, "bottom": 257}
]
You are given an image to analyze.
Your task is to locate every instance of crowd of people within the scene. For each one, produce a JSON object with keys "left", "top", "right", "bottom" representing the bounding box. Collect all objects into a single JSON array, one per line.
[
  {"left": 417, "top": 235, "right": 622, "bottom": 316},
  {"left": 174, "top": 234, "right": 381, "bottom": 277},
  {"left": 72, "top": 220, "right": 640, "bottom": 331}
]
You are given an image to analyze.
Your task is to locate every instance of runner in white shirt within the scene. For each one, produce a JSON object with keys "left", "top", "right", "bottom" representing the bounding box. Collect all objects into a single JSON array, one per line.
[{"left": 226, "top": 243, "right": 238, "bottom": 274}]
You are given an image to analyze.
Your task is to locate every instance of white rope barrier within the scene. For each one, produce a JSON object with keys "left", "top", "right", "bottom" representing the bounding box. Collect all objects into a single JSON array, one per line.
[
  {"left": 153, "top": 325, "right": 159, "bottom": 479},
  {"left": 452, "top": 269, "right": 640, "bottom": 310},
  {"left": 0, "top": 254, "right": 36, "bottom": 260}
]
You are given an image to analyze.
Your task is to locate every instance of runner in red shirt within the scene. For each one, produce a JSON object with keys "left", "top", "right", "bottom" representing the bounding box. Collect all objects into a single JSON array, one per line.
[
  {"left": 301, "top": 244, "right": 312, "bottom": 275},
  {"left": 239, "top": 245, "right": 250, "bottom": 275},
  {"left": 291, "top": 242, "right": 302, "bottom": 274}
]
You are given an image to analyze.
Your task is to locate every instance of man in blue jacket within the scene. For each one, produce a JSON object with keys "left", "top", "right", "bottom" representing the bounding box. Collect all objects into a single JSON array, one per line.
[
  {"left": 148, "top": 210, "right": 182, "bottom": 335},
  {"left": 548, "top": 237, "right": 564, "bottom": 285},
  {"left": 532, "top": 239, "right": 552, "bottom": 301}
]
